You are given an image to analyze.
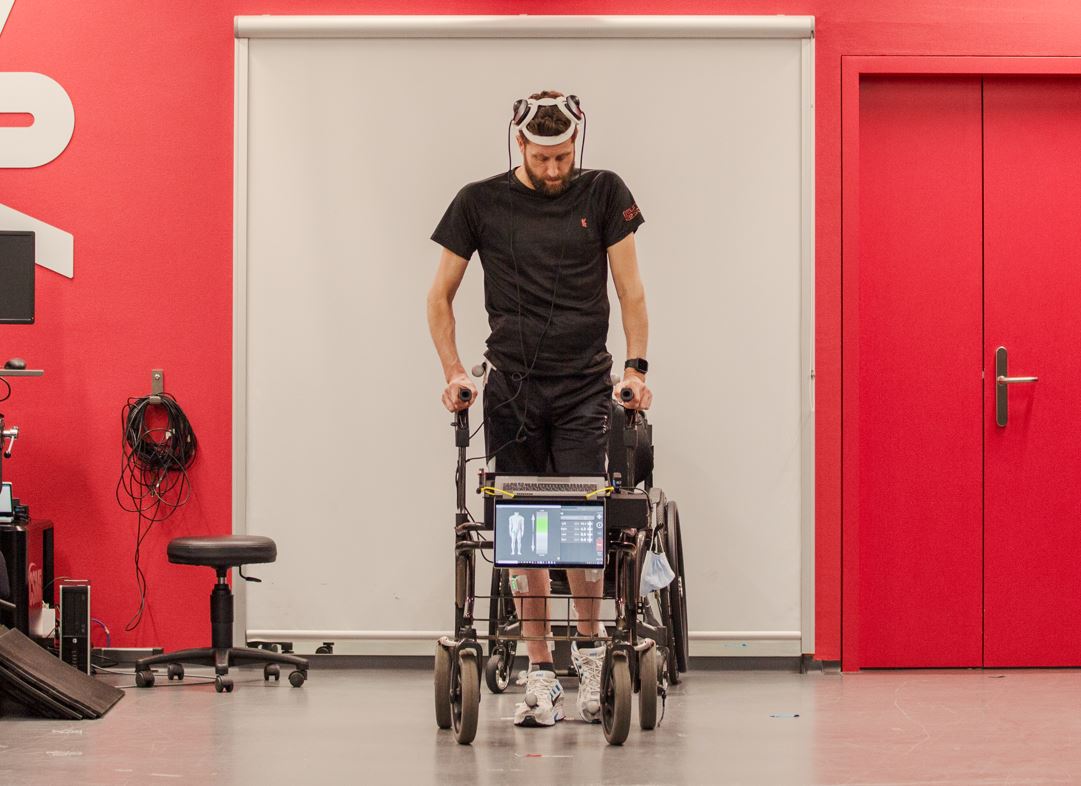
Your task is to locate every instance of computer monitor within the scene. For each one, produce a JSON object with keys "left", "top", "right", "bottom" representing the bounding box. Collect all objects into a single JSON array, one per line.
[
  {"left": 0, "top": 482, "right": 13, "bottom": 523},
  {"left": 0, "top": 231, "right": 35, "bottom": 324},
  {"left": 493, "top": 499, "right": 605, "bottom": 569}
]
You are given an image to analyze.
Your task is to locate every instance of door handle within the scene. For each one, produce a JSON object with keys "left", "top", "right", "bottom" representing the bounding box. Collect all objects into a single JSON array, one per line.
[{"left": 995, "top": 346, "right": 1038, "bottom": 427}]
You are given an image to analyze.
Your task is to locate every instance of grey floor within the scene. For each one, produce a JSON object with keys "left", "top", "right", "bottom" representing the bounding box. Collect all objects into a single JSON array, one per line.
[{"left": 1, "top": 665, "right": 1080, "bottom": 785}]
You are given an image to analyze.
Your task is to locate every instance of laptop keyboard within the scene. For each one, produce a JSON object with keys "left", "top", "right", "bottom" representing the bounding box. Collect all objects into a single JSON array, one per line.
[{"left": 501, "top": 482, "right": 599, "bottom": 494}]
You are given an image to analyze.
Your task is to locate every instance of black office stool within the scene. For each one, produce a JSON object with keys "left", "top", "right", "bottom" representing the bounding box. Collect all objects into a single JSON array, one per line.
[{"left": 134, "top": 535, "right": 309, "bottom": 693}]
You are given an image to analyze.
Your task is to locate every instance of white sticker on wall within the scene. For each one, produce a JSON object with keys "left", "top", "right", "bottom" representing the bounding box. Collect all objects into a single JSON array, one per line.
[
  {"left": 0, "top": 1, "right": 13, "bottom": 37},
  {"left": 0, "top": 202, "right": 73, "bottom": 278},
  {"left": 0, "top": 72, "right": 75, "bottom": 168}
]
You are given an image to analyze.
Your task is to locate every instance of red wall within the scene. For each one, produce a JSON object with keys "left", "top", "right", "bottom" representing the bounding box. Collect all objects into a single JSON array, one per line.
[{"left": 3, "top": 0, "right": 1081, "bottom": 655}]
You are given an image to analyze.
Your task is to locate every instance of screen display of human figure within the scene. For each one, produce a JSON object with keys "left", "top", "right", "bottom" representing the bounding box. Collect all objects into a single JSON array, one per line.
[{"left": 494, "top": 501, "right": 605, "bottom": 568}]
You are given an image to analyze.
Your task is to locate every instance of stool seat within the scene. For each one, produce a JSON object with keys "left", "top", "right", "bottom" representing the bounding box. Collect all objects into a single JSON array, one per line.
[{"left": 167, "top": 535, "right": 277, "bottom": 568}]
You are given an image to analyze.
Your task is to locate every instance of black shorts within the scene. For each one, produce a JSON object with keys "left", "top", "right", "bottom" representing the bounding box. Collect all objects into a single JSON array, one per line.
[{"left": 483, "top": 369, "right": 611, "bottom": 475}]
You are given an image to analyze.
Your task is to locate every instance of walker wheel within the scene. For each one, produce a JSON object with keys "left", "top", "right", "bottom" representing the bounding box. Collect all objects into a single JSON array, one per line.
[
  {"left": 288, "top": 670, "right": 307, "bottom": 688},
  {"left": 434, "top": 643, "right": 453, "bottom": 729},
  {"left": 167, "top": 663, "right": 184, "bottom": 681},
  {"left": 453, "top": 650, "right": 480, "bottom": 745},
  {"left": 638, "top": 645, "right": 661, "bottom": 730},
  {"left": 215, "top": 676, "right": 234, "bottom": 693},
  {"left": 602, "top": 655, "right": 632, "bottom": 745},
  {"left": 264, "top": 664, "right": 280, "bottom": 682},
  {"left": 135, "top": 669, "right": 155, "bottom": 688}
]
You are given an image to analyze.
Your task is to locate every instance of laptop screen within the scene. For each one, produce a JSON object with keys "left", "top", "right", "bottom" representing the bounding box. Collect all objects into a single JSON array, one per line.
[{"left": 493, "top": 500, "right": 605, "bottom": 568}]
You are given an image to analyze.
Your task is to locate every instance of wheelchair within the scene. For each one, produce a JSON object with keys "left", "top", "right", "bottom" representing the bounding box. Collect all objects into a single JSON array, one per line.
[{"left": 433, "top": 376, "right": 689, "bottom": 746}]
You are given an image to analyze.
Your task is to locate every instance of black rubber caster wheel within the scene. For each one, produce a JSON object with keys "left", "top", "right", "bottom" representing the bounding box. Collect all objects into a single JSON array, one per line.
[
  {"left": 215, "top": 676, "right": 234, "bottom": 694},
  {"left": 484, "top": 642, "right": 515, "bottom": 694},
  {"left": 264, "top": 664, "right": 280, "bottom": 682},
  {"left": 167, "top": 663, "right": 184, "bottom": 681},
  {"left": 316, "top": 643, "right": 334, "bottom": 655},
  {"left": 135, "top": 669, "right": 155, "bottom": 688},
  {"left": 288, "top": 670, "right": 307, "bottom": 688}
]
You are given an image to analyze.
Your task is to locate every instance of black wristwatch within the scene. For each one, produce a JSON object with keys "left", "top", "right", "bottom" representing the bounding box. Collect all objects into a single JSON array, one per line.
[{"left": 624, "top": 357, "right": 649, "bottom": 374}]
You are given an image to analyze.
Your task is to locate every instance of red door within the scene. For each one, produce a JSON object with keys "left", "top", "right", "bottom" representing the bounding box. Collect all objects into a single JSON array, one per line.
[
  {"left": 856, "top": 76, "right": 985, "bottom": 667},
  {"left": 856, "top": 75, "right": 1081, "bottom": 667},
  {"left": 983, "top": 77, "right": 1081, "bottom": 666}
]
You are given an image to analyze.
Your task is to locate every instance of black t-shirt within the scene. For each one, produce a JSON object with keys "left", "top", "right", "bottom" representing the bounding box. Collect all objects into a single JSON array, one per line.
[{"left": 431, "top": 169, "right": 644, "bottom": 376}]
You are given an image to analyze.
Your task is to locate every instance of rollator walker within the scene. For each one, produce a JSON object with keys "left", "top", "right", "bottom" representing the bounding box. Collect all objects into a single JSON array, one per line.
[{"left": 433, "top": 369, "right": 689, "bottom": 745}]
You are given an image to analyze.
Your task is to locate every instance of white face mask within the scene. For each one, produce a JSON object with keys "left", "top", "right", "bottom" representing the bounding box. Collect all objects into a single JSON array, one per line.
[{"left": 639, "top": 549, "right": 676, "bottom": 596}]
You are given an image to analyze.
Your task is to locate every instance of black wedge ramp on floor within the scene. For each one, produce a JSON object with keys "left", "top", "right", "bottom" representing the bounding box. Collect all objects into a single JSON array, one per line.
[{"left": 0, "top": 625, "right": 124, "bottom": 719}]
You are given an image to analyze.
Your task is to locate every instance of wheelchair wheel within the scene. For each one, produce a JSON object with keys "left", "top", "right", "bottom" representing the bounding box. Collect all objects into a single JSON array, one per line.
[
  {"left": 601, "top": 654, "right": 632, "bottom": 746},
  {"left": 658, "top": 592, "right": 681, "bottom": 686},
  {"left": 452, "top": 650, "right": 480, "bottom": 745},
  {"left": 664, "top": 500, "right": 690, "bottom": 674},
  {"left": 484, "top": 641, "right": 516, "bottom": 694},
  {"left": 638, "top": 644, "right": 662, "bottom": 731},
  {"left": 434, "top": 643, "right": 452, "bottom": 730}
]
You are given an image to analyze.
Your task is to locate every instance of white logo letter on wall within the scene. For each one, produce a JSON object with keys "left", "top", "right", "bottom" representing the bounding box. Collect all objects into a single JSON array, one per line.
[
  {"left": 0, "top": 3, "right": 76, "bottom": 278},
  {"left": 0, "top": 73, "right": 74, "bottom": 167}
]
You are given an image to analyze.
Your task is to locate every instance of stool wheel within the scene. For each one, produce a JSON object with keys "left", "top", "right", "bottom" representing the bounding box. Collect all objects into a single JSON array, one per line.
[
  {"left": 288, "top": 670, "right": 307, "bottom": 688},
  {"left": 264, "top": 664, "right": 280, "bottom": 682},
  {"left": 316, "top": 643, "right": 334, "bottom": 655},
  {"left": 167, "top": 663, "right": 185, "bottom": 681},
  {"left": 135, "top": 669, "right": 155, "bottom": 688},
  {"left": 215, "top": 676, "right": 234, "bottom": 693}
]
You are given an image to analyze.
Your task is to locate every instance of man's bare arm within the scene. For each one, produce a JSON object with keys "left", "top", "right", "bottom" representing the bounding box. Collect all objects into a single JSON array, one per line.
[
  {"left": 427, "top": 248, "right": 477, "bottom": 411},
  {"left": 608, "top": 233, "right": 653, "bottom": 409}
]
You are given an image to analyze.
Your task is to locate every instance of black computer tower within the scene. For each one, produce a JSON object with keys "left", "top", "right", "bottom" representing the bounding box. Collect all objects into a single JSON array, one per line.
[{"left": 59, "top": 582, "right": 90, "bottom": 674}]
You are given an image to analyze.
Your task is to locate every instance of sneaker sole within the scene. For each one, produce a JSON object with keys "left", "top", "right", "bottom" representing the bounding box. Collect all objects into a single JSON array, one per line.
[{"left": 515, "top": 707, "right": 566, "bottom": 727}]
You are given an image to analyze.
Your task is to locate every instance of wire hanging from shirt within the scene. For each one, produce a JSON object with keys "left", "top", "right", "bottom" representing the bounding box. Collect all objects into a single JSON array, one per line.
[{"left": 116, "top": 391, "right": 197, "bottom": 631}]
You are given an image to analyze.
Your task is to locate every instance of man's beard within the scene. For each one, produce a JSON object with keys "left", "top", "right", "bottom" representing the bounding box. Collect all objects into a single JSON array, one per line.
[{"left": 526, "top": 162, "right": 574, "bottom": 197}]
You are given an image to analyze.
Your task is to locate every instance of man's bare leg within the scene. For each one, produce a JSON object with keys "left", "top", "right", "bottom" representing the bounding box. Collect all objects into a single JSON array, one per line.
[
  {"left": 567, "top": 570, "right": 605, "bottom": 639},
  {"left": 511, "top": 568, "right": 552, "bottom": 665}
]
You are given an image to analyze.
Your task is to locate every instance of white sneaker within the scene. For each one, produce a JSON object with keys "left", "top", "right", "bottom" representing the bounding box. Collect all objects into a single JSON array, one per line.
[
  {"left": 514, "top": 670, "right": 565, "bottom": 727},
  {"left": 571, "top": 642, "right": 604, "bottom": 723}
]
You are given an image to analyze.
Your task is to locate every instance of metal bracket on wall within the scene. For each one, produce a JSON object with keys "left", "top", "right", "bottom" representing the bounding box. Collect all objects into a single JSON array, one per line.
[{"left": 149, "top": 369, "right": 164, "bottom": 404}]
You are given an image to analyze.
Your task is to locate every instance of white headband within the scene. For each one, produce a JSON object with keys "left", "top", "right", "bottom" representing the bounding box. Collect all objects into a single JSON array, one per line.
[{"left": 513, "top": 97, "right": 582, "bottom": 145}]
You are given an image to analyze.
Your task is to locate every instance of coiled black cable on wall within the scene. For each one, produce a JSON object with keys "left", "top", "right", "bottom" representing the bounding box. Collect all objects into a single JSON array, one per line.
[{"left": 115, "top": 391, "right": 197, "bottom": 631}]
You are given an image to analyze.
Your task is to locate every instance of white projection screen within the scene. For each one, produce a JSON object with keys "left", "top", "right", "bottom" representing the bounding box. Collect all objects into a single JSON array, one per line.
[{"left": 233, "top": 16, "right": 815, "bottom": 657}]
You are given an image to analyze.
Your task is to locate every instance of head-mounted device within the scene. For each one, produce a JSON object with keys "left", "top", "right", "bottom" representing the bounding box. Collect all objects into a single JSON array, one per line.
[{"left": 511, "top": 95, "right": 584, "bottom": 145}]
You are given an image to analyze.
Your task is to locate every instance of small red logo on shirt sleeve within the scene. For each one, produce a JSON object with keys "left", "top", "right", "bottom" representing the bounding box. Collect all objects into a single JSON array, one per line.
[
  {"left": 581, "top": 217, "right": 588, "bottom": 228},
  {"left": 622, "top": 204, "right": 640, "bottom": 222}
]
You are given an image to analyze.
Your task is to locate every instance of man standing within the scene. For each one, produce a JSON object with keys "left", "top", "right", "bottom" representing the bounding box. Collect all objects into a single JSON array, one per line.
[{"left": 427, "top": 90, "right": 652, "bottom": 727}]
